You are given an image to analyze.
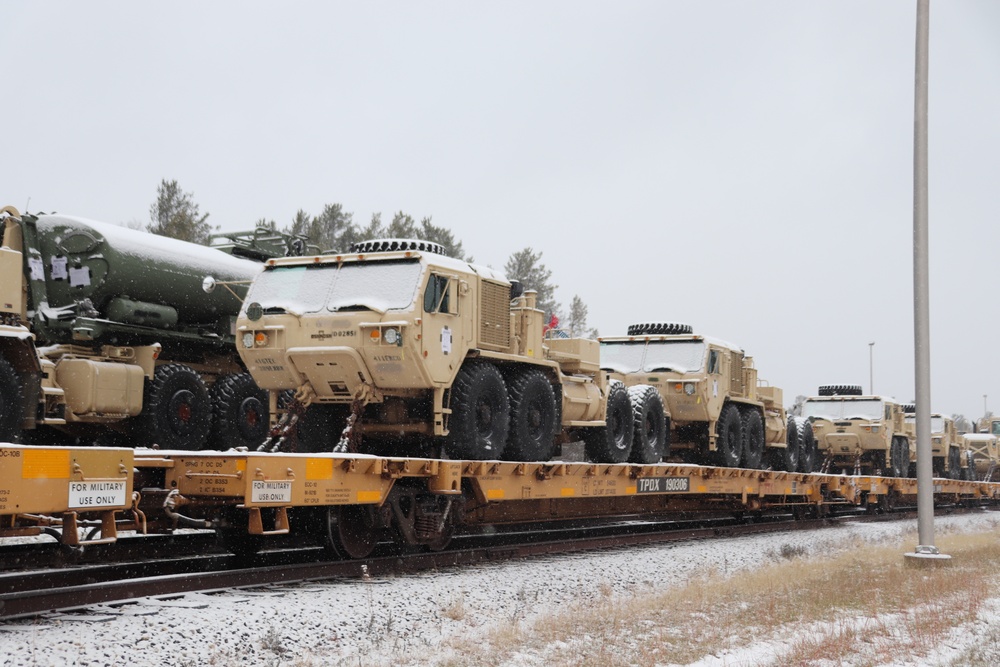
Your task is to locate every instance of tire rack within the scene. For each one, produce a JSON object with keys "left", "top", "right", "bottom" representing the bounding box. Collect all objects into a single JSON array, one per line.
[{"left": 3, "top": 444, "right": 1000, "bottom": 547}]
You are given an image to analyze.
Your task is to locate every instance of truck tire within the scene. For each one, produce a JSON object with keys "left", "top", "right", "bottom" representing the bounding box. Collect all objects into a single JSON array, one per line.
[
  {"left": 740, "top": 408, "right": 765, "bottom": 469},
  {"left": 889, "top": 437, "right": 910, "bottom": 477},
  {"left": 817, "top": 384, "right": 863, "bottom": 397},
  {"left": 584, "top": 380, "right": 633, "bottom": 463},
  {"left": 211, "top": 373, "right": 269, "bottom": 450},
  {"left": 139, "top": 363, "right": 212, "bottom": 450},
  {"left": 445, "top": 362, "right": 510, "bottom": 460},
  {"left": 627, "top": 322, "right": 693, "bottom": 336},
  {"left": 714, "top": 403, "right": 743, "bottom": 468},
  {"left": 796, "top": 418, "right": 817, "bottom": 473},
  {"left": 948, "top": 446, "right": 962, "bottom": 480},
  {"left": 778, "top": 416, "right": 800, "bottom": 472},
  {"left": 0, "top": 358, "right": 23, "bottom": 443},
  {"left": 504, "top": 369, "right": 557, "bottom": 461},
  {"left": 627, "top": 385, "right": 667, "bottom": 464}
]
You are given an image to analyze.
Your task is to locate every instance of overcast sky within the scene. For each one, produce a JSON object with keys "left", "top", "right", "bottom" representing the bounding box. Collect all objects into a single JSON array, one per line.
[{"left": 4, "top": 2, "right": 999, "bottom": 420}]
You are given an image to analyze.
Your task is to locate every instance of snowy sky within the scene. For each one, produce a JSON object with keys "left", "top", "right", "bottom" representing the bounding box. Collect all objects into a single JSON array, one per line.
[{"left": 4, "top": 1, "right": 999, "bottom": 420}]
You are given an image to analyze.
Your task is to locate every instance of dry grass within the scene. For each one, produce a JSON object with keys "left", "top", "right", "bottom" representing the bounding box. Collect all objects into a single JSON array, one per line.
[{"left": 425, "top": 526, "right": 1000, "bottom": 667}]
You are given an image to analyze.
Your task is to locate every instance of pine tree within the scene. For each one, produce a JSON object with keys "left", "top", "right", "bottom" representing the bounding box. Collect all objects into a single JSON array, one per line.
[
  {"left": 504, "top": 247, "right": 561, "bottom": 320},
  {"left": 147, "top": 179, "right": 213, "bottom": 244}
]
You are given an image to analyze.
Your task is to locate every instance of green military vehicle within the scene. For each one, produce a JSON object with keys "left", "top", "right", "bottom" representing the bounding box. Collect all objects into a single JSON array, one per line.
[{"left": 0, "top": 206, "right": 273, "bottom": 449}]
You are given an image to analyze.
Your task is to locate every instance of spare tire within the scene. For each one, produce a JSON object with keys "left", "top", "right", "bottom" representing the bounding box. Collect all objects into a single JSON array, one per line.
[
  {"left": 817, "top": 384, "right": 864, "bottom": 397},
  {"left": 627, "top": 322, "right": 693, "bottom": 336}
]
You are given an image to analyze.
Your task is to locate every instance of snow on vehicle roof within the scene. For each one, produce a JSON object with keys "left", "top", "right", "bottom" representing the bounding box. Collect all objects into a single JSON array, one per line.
[
  {"left": 600, "top": 333, "right": 745, "bottom": 353},
  {"left": 36, "top": 214, "right": 263, "bottom": 280},
  {"left": 265, "top": 247, "right": 510, "bottom": 283}
]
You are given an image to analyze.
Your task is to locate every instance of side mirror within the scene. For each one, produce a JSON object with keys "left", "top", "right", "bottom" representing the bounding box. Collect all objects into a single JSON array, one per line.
[
  {"left": 509, "top": 280, "right": 524, "bottom": 299},
  {"left": 202, "top": 276, "right": 217, "bottom": 294}
]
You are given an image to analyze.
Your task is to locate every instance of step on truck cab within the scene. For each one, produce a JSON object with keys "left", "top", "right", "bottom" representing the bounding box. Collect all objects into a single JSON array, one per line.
[{"left": 235, "top": 239, "right": 627, "bottom": 462}]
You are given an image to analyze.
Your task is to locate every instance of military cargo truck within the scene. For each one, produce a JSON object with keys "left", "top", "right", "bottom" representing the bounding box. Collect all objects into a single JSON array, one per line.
[
  {"left": 901, "top": 406, "right": 963, "bottom": 479},
  {"left": 235, "top": 239, "right": 630, "bottom": 462},
  {"left": 0, "top": 206, "right": 270, "bottom": 449},
  {"left": 598, "top": 323, "right": 813, "bottom": 471},
  {"left": 961, "top": 433, "right": 998, "bottom": 481},
  {"left": 802, "top": 385, "right": 911, "bottom": 477}
]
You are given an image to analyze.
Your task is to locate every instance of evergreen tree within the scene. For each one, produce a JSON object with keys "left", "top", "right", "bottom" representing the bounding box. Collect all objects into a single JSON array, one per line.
[
  {"left": 147, "top": 179, "right": 213, "bottom": 244},
  {"left": 504, "top": 247, "right": 561, "bottom": 320},
  {"left": 565, "top": 295, "right": 598, "bottom": 338}
]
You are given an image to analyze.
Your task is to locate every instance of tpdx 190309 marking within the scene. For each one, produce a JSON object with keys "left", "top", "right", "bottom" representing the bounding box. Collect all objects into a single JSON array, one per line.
[{"left": 636, "top": 477, "right": 690, "bottom": 494}]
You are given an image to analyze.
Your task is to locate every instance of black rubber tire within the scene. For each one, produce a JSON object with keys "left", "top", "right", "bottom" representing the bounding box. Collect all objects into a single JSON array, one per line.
[
  {"left": 715, "top": 403, "right": 743, "bottom": 468},
  {"left": 889, "top": 437, "right": 908, "bottom": 478},
  {"left": 817, "top": 384, "right": 864, "bottom": 397},
  {"left": 740, "top": 408, "right": 765, "bottom": 470},
  {"left": 211, "top": 373, "right": 269, "bottom": 450},
  {"left": 796, "top": 418, "right": 817, "bottom": 473},
  {"left": 0, "top": 358, "right": 24, "bottom": 444},
  {"left": 948, "top": 446, "right": 962, "bottom": 480},
  {"left": 583, "top": 381, "right": 633, "bottom": 463},
  {"left": 504, "top": 369, "right": 557, "bottom": 461},
  {"left": 627, "top": 322, "right": 693, "bottom": 336},
  {"left": 138, "top": 364, "right": 212, "bottom": 450},
  {"left": 627, "top": 385, "right": 667, "bottom": 464},
  {"left": 779, "top": 416, "right": 800, "bottom": 472},
  {"left": 901, "top": 403, "right": 916, "bottom": 414},
  {"left": 445, "top": 362, "right": 510, "bottom": 460}
]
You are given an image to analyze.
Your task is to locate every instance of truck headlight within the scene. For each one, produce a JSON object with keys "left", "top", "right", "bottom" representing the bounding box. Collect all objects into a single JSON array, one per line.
[
  {"left": 242, "top": 332, "right": 255, "bottom": 349},
  {"left": 384, "top": 328, "right": 400, "bottom": 345},
  {"left": 684, "top": 382, "right": 696, "bottom": 395}
]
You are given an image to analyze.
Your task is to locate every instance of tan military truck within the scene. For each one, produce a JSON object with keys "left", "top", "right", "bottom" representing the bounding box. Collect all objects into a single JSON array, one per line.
[
  {"left": 901, "top": 406, "right": 964, "bottom": 479},
  {"left": 960, "top": 433, "right": 998, "bottom": 481},
  {"left": 802, "top": 385, "right": 911, "bottom": 477},
  {"left": 598, "top": 323, "right": 814, "bottom": 471},
  {"left": 234, "top": 239, "right": 632, "bottom": 462}
]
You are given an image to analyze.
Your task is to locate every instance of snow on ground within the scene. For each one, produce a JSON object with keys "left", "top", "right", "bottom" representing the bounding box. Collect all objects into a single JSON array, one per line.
[{"left": 0, "top": 512, "right": 998, "bottom": 667}]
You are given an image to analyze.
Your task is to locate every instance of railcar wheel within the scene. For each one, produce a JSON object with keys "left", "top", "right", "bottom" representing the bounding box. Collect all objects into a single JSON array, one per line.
[
  {"left": 714, "top": 403, "right": 743, "bottom": 468},
  {"left": 326, "top": 505, "right": 381, "bottom": 560},
  {"left": 139, "top": 364, "right": 212, "bottom": 450},
  {"left": 583, "top": 381, "right": 633, "bottom": 463},
  {"left": 740, "top": 408, "right": 765, "bottom": 470},
  {"left": 504, "top": 369, "right": 557, "bottom": 461},
  {"left": 0, "top": 358, "right": 24, "bottom": 443},
  {"left": 211, "top": 373, "right": 269, "bottom": 449},
  {"left": 445, "top": 362, "right": 510, "bottom": 460},
  {"left": 797, "top": 419, "right": 817, "bottom": 473},
  {"left": 627, "top": 385, "right": 667, "bottom": 464}
]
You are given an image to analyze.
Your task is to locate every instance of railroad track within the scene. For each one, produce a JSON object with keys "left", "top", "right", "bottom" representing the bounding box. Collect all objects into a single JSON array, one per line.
[{"left": 1, "top": 506, "right": 966, "bottom": 621}]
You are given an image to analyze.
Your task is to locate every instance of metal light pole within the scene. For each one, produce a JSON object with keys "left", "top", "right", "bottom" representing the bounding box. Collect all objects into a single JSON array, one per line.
[
  {"left": 869, "top": 342, "right": 875, "bottom": 394},
  {"left": 906, "top": 0, "right": 949, "bottom": 565}
]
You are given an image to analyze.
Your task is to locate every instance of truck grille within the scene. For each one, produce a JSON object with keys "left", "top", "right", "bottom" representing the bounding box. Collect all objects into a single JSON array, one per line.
[{"left": 480, "top": 281, "right": 510, "bottom": 351}]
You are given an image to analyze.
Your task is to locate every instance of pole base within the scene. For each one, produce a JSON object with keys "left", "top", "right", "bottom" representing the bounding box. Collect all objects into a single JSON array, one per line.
[{"left": 904, "top": 546, "right": 952, "bottom": 568}]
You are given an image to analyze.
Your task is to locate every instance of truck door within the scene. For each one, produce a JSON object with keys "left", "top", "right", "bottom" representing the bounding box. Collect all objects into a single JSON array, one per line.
[{"left": 421, "top": 272, "right": 460, "bottom": 383}]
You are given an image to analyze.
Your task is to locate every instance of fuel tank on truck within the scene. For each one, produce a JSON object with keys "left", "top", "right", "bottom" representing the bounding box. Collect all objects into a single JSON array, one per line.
[{"left": 26, "top": 214, "right": 262, "bottom": 343}]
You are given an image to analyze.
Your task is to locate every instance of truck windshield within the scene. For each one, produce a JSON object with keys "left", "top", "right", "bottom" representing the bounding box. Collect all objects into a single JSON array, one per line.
[
  {"left": 802, "top": 399, "right": 884, "bottom": 421},
  {"left": 600, "top": 340, "right": 706, "bottom": 373},
  {"left": 244, "top": 259, "right": 422, "bottom": 315},
  {"left": 906, "top": 415, "right": 946, "bottom": 434}
]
